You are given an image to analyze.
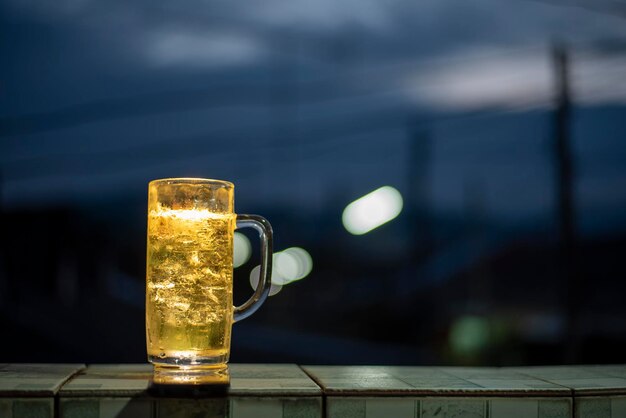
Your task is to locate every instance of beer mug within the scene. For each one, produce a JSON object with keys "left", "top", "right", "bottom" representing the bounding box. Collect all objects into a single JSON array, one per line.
[{"left": 146, "top": 178, "right": 272, "bottom": 383}]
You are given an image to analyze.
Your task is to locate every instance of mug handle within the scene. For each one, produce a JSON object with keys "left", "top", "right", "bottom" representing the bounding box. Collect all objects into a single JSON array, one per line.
[{"left": 233, "top": 214, "right": 273, "bottom": 322}]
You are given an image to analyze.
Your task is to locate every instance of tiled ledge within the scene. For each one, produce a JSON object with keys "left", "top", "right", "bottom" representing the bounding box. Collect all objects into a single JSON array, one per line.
[
  {"left": 1, "top": 364, "right": 626, "bottom": 417},
  {"left": 304, "top": 365, "right": 626, "bottom": 418}
]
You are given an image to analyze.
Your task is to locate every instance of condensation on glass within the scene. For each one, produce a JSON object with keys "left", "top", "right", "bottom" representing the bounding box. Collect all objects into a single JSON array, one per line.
[{"left": 146, "top": 178, "right": 273, "bottom": 384}]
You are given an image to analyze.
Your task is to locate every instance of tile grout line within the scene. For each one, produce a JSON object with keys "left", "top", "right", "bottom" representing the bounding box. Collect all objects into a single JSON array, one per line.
[
  {"left": 297, "top": 366, "right": 327, "bottom": 418},
  {"left": 54, "top": 393, "right": 59, "bottom": 418},
  {"left": 512, "top": 371, "right": 576, "bottom": 418},
  {"left": 511, "top": 370, "right": 576, "bottom": 394},
  {"left": 54, "top": 365, "right": 87, "bottom": 418}
]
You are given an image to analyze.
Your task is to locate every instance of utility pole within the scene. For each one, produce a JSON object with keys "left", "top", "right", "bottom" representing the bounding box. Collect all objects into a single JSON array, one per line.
[
  {"left": 406, "top": 121, "right": 433, "bottom": 264},
  {"left": 552, "top": 44, "right": 580, "bottom": 362},
  {"left": 0, "top": 166, "right": 6, "bottom": 309},
  {"left": 269, "top": 35, "right": 300, "bottom": 203}
]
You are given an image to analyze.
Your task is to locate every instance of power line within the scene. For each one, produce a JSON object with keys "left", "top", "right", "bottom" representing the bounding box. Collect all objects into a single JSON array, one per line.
[
  {"left": 0, "top": 46, "right": 552, "bottom": 137},
  {"left": 520, "top": 0, "right": 626, "bottom": 19},
  {"left": 3, "top": 38, "right": 626, "bottom": 138}
]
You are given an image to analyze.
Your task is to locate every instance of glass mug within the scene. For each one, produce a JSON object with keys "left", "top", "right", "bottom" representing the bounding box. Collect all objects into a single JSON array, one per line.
[{"left": 146, "top": 178, "right": 273, "bottom": 383}]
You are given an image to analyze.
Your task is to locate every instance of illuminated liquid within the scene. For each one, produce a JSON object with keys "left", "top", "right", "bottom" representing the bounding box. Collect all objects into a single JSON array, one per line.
[{"left": 146, "top": 209, "right": 234, "bottom": 366}]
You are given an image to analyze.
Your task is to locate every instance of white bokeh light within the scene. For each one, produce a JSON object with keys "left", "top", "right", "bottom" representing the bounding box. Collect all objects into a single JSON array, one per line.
[
  {"left": 272, "top": 247, "right": 313, "bottom": 284},
  {"left": 248, "top": 247, "right": 313, "bottom": 292},
  {"left": 342, "top": 186, "right": 403, "bottom": 235},
  {"left": 273, "top": 252, "right": 300, "bottom": 285},
  {"left": 283, "top": 247, "right": 313, "bottom": 281},
  {"left": 249, "top": 265, "right": 282, "bottom": 296},
  {"left": 233, "top": 232, "right": 251, "bottom": 268}
]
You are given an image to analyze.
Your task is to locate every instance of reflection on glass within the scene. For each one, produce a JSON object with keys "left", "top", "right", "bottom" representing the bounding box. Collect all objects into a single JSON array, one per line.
[
  {"left": 146, "top": 178, "right": 273, "bottom": 383},
  {"left": 152, "top": 364, "right": 230, "bottom": 386}
]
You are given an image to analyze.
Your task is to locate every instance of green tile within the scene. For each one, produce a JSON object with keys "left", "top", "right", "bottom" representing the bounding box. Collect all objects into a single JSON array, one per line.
[
  {"left": 62, "top": 377, "right": 150, "bottom": 395},
  {"left": 304, "top": 366, "right": 568, "bottom": 396},
  {"left": 59, "top": 363, "right": 322, "bottom": 418},
  {"left": 156, "top": 398, "right": 228, "bottom": 418},
  {"left": 421, "top": 399, "right": 486, "bottom": 418},
  {"left": 61, "top": 398, "right": 153, "bottom": 418},
  {"left": 12, "top": 399, "right": 52, "bottom": 418},
  {"left": 0, "top": 364, "right": 84, "bottom": 396},
  {"left": 231, "top": 364, "right": 307, "bottom": 378},
  {"left": 99, "top": 398, "right": 153, "bottom": 418},
  {"left": 326, "top": 397, "right": 574, "bottom": 418},
  {"left": 515, "top": 366, "right": 626, "bottom": 395},
  {"left": 538, "top": 399, "right": 571, "bottom": 418},
  {"left": 60, "top": 399, "right": 99, "bottom": 418},
  {"left": 585, "top": 366, "right": 626, "bottom": 379},
  {"left": 612, "top": 396, "right": 626, "bottom": 417},
  {"left": 327, "top": 398, "right": 366, "bottom": 418},
  {"left": 230, "top": 398, "right": 283, "bottom": 418},
  {"left": 576, "top": 398, "right": 611, "bottom": 418},
  {"left": 60, "top": 365, "right": 152, "bottom": 397},
  {"left": 573, "top": 395, "right": 626, "bottom": 418},
  {"left": 228, "top": 364, "right": 321, "bottom": 396},
  {"left": 365, "top": 398, "right": 415, "bottom": 418},
  {"left": 0, "top": 399, "right": 11, "bottom": 418},
  {"left": 302, "top": 366, "right": 420, "bottom": 394},
  {"left": 62, "top": 364, "right": 320, "bottom": 397},
  {"left": 86, "top": 365, "right": 153, "bottom": 374},
  {"left": 282, "top": 398, "right": 322, "bottom": 418},
  {"left": 490, "top": 399, "right": 538, "bottom": 418}
]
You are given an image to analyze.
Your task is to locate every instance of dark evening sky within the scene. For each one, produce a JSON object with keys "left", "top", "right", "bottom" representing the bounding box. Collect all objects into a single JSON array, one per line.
[{"left": 2, "top": 0, "right": 626, "bottom": 235}]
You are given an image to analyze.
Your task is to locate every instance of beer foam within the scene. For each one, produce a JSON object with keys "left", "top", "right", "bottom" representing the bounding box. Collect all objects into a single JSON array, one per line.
[{"left": 150, "top": 208, "right": 234, "bottom": 221}]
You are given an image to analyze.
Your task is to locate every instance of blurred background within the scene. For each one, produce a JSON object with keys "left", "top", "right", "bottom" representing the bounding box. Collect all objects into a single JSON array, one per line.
[{"left": 1, "top": 0, "right": 626, "bottom": 366}]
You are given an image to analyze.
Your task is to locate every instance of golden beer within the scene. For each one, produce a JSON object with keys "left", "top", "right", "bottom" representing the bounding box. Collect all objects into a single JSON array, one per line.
[
  {"left": 146, "top": 209, "right": 235, "bottom": 363},
  {"left": 146, "top": 178, "right": 273, "bottom": 383}
]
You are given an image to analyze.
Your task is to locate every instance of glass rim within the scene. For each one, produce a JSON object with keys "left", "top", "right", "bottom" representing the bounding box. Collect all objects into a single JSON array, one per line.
[{"left": 149, "top": 178, "right": 234, "bottom": 188}]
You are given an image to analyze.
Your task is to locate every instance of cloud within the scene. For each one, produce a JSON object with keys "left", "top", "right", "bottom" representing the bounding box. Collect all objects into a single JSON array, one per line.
[
  {"left": 404, "top": 47, "right": 553, "bottom": 111},
  {"left": 401, "top": 45, "right": 626, "bottom": 111},
  {"left": 572, "top": 53, "right": 626, "bottom": 105},
  {"left": 4, "top": 0, "right": 626, "bottom": 104},
  {"left": 239, "top": 0, "right": 393, "bottom": 32},
  {"left": 144, "top": 29, "right": 265, "bottom": 68}
]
